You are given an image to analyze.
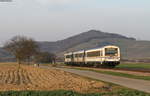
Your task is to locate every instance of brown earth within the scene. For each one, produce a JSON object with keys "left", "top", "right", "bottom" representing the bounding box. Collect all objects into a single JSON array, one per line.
[{"left": 0, "top": 63, "right": 110, "bottom": 93}]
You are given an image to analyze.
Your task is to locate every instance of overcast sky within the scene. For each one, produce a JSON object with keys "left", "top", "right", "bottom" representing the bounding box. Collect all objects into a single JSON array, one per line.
[{"left": 0, "top": 0, "right": 150, "bottom": 45}]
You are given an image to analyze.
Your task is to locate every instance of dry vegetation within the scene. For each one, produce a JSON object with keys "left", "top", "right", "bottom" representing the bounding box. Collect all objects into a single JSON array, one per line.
[{"left": 0, "top": 63, "right": 113, "bottom": 93}]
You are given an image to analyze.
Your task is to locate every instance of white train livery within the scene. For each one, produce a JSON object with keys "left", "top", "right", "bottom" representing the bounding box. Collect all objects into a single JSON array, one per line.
[{"left": 64, "top": 45, "right": 121, "bottom": 67}]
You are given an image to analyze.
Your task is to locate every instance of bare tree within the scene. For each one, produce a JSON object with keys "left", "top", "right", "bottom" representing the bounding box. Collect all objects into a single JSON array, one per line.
[
  {"left": 22, "top": 38, "right": 39, "bottom": 64},
  {"left": 4, "top": 36, "right": 39, "bottom": 66},
  {"left": 34, "top": 52, "right": 56, "bottom": 64}
]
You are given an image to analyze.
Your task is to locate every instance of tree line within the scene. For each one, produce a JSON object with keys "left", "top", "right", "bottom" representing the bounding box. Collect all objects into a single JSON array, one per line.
[{"left": 4, "top": 36, "right": 56, "bottom": 66}]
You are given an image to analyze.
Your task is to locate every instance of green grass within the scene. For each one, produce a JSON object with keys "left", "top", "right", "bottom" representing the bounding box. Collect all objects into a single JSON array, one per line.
[
  {"left": 99, "top": 71, "right": 150, "bottom": 81},
  {"left": 0, "top": 90, "right": 149, "bottom": 96},
  {"left": 71, "top": 67, "right": 150, "bottom": 81},
  {"left": 117, "top": 63, "right": 150, "bottom": 69}
]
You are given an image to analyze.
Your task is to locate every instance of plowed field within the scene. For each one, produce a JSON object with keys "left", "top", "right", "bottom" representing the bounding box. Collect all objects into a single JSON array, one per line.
[{"left": 0, "top": 64, "right": 107, "bottom": 93}]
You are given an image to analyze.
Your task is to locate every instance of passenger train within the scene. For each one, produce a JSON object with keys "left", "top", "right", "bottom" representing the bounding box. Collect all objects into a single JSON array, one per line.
[{"left": 64, "top": 45, "right": 121, "bottom": 68}]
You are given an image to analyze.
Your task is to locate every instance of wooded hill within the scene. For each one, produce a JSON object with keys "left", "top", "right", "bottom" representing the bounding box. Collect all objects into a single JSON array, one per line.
[{"left": 1, "top": 30, "right": 150, "bottom": 61}]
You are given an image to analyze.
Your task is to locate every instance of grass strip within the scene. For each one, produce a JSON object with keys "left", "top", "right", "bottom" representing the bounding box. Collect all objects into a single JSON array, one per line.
[
  {"left": 0, "top": 89, "right": 149, "bottom": 96},
  {"left": 117, "top": 63, "right": 150, "bottom": 69}
]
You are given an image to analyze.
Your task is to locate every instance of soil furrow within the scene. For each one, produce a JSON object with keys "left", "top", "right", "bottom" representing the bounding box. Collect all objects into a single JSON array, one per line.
[{"left": 0, "top": 65, "right": 106, "bottom": 93}]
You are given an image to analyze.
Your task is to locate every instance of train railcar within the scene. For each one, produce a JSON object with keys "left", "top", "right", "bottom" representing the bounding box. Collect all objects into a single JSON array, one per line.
[
  {"left": 64, "top": 52, "right": 73, "bottom": 65},
  {"left": 73, "top": 50, "right": 85, "bottom": 63},
  {"left": 64, "top": 45, "right": 121, "bottom": 68}
]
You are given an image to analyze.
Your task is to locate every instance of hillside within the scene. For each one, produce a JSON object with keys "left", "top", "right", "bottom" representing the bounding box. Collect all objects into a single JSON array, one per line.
[
  {"left": 0, "top": 48, "right": 14, "bottom": 62},
  {"left": 38, "top": 30, "right": 150, "bottom": 60},
  {"left": 1, "top": 30, "right": 150, "bottom": 61},
  {"left": 38, "top": 30, "right": 135, "bottom": 53}
]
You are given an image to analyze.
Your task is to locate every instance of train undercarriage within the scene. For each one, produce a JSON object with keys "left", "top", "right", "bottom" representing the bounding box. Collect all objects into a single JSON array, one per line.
[{"left": 65, "top": 61, "right": 120, "bottom": 68}]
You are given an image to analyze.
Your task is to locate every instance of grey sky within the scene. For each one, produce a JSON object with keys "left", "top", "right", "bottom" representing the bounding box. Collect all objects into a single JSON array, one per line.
[{"left": 0, "top": 0, "right": 150, "bottom": 45}]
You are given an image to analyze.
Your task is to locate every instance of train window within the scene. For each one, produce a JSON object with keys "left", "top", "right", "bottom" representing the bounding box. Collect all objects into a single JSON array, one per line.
[
  {"left": 66, "top": 55, "right": 72, "bottom": 58},
  {"left": 75, "top": 54, "right": 78, "bottom": 57},
  {"left": 78, "top": 53, "right": 84, "bottom": 57},
  {"left": 105, "top": 48, "right": 118, "bottom": 56},
  {"left": 87, "top": 51, "right": 100, "bottom": 57},
  {"left": 75, "top": 53, "right": 84, "bottom": 57}
]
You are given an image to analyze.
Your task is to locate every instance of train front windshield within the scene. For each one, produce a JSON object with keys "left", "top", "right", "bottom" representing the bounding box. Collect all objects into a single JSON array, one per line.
[{"left": 105, "top": 48, "right": 118, "bottom": 56}]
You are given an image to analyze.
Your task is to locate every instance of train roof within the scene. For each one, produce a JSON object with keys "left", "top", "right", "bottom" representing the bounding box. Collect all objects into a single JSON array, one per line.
[
  {"left": 73, "top": 50, "right": 84, "bottom": 54},
  {"left": 64, "top": 52, "right": 73, "bottom": 55},
  {"left": 86, "top": 45, "right": 119, "bottom": 51},
  {"left": 64, "top": 45, "right": 119, "bottom": 55}
]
